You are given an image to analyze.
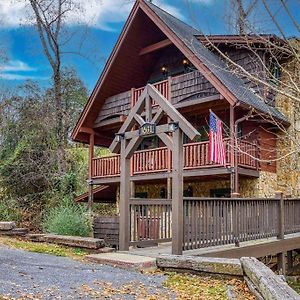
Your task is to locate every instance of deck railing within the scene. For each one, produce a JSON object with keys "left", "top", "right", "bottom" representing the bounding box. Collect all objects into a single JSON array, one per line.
[
  {"left": 182, "top": 197, "right": 300, "bottom": 251},
  {"left": 91, "top": 140, "right": 258, "bottom": 178},
  {"left": 126, "top": 196, "right": 300, "bottom": 250},
  {"left": 129, "top": 198, "right": 172, "bottom": 245},
  {"left": 131, "top": 78, "right": 170, "bottom": 107}
]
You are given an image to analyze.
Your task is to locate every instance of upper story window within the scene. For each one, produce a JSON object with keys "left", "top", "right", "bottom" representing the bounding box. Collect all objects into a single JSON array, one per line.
[{"left": 269, "top": 59, "right": 281, "bottom": 85}]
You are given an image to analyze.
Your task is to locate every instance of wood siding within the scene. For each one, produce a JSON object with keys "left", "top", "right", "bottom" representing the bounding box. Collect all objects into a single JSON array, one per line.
[
  {"left": 93, "top": 216, "right": 119, "bottom": 247},
  {"left": 95, "top": 46, "right": 274, "bottom": 124}
]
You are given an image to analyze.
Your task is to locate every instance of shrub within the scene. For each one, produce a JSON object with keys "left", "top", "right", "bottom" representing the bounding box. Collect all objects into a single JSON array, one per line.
[
  {"left": 0, "top": 198, "right": 21, "bottom": 222},
  {"left": 43, "top": 198, "right": 92, "bottom": 237}
]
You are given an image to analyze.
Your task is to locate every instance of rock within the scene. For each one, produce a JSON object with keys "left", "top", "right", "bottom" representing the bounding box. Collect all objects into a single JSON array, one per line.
[
  {"left": 0, "top": 222, "right": 16, "bottom": 231},
  {"left": 86, "top": 253, "right": 157, "bottom": 271},
  {"left": 0, "top": 228, "right": 28, "bottom": 236},
  {"left": 26, "top": 234, "right": 46, "bottom": 242},
  {"left": 241, "top": 257, "right": 300, "bottom": 300},
  {"left": 157, "top": 254, "right": 243, "bottom": 276},
  {"left": 43, "top": 234, "right": 105, "bottom": 249}
]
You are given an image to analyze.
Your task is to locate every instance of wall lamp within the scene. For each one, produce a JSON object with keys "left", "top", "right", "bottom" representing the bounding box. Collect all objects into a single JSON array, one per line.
[
  {"left": 183, "top": 58, "right": 190, "bottom": 69},
  {"left": 115, "top": 132, "right": 125, "bottom": 142},
  {"left": 168, "top": 121, "right": 179, "bottom": 132},
  {"left": 161, "top": 65, "right": 168, "bottom": 76}
]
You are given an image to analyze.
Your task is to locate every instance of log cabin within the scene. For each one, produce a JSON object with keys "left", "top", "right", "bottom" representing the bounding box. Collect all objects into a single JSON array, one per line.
[{"left": 72, "top": 0, "right": 300, "bottom": 253}]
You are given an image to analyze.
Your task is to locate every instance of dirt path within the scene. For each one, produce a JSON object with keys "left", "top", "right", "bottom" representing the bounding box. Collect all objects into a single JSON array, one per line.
[{"left": 0, "top": 245, "right": 173, "bottom": 299}]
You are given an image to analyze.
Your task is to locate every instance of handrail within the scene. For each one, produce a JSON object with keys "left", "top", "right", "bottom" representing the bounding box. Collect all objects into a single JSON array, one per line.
[{"left": 92, "top": 140, "right": 259, "bottom": 178}]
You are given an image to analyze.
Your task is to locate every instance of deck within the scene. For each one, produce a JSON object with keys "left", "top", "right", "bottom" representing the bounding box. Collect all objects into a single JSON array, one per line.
[
  {"left": 91, "top": 139, "right": 258, "bottom": 181},
  {"left": 123, "top": 232, "right": 300, "bottom": 259}
]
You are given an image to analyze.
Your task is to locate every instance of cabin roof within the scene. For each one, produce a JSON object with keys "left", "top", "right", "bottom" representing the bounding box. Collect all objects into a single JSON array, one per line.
[
  {"left": 72, "top": 0, "right": 288, "bottom": 144},
  {"left": 144, "top": 1, "right": 287, "bottom": 123}
]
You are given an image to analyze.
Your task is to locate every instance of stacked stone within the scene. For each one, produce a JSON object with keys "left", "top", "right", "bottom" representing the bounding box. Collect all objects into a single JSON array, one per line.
[{"left": 0, "top": 222, "right": 28, "bottom": 236}]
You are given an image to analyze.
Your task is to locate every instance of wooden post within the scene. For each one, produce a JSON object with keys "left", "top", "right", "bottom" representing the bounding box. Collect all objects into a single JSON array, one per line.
[
  {"left": 88, "top": 132, "right": 95, "bottom": 212},
  {"left": 167, "top": 178, "right": 172, "bottom": 200},
  {"left": 119, "top": 138, "right": 131, "bottom": 251},
  {"left": 230, "top": 105, "right": 235, "bottom": 196},
  {"left": 287, "top": 250, "right": 293, "bottom": 271},
  {"left": 172, "top": 129, "right": 183, "bottom": 255},
  {"left": 130, "top": 181, "right": 135, "bottom": 198},
  {"left": 275, "top": 191, "right": 285, "bottom": 274},
  {"left": 276, "top": 191, "right": 285, "bottom": 240}
]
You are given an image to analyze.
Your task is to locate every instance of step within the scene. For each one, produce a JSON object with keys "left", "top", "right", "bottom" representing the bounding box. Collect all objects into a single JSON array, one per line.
[
  {"left": 43, "top": 234, "right": 105, "bottom": 249},
  {"left": 86, "top": 253, "right": 157, "bottom": 271},
  {"left": 0, "top": 222, "right": 16, "bottom": 231}
]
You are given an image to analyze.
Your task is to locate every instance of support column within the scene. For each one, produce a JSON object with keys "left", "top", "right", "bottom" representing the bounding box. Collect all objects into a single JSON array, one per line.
[
  {"left": 172, "top": 129, "right": 183, "bottom": 255},
  {"left": 119, "top": 138, "right": 131, "bottom": 251},
  {"left": 276, "top": 191, "right": 285, "bottom": 274},
  {"left": 287, "top": 250, "right": 293, "bottom": 271},
  {"left": 167, "top": 178, "right": 172, "bottom": 200},
  {"left": 230, "top": 105, "right": 235, "bottom": 196},
  {"left": 88, "top": 132, "right": 95, "bottom": 212},
  {"left": 130, "top": 181, "right": 135, "bottom": 198}
]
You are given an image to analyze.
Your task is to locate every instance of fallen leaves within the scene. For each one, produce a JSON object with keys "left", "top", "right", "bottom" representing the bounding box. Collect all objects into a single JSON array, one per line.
[{"left": 163, "top": 273, "right": 256, "bottom": 300}]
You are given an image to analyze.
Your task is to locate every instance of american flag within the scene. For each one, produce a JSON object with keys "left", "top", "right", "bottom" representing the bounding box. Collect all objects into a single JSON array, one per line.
[{"left": 209, "top": 111, "right": 226, "bottom": 165}]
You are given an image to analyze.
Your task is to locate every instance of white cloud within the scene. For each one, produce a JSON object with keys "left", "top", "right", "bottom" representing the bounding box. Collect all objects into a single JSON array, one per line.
[
  {"left": 0, "top": 73, "right": 46, "bottom": 80},
  {"left": 0, "top": 0, "right": 183, "bottom": 31},
  {"left": 0, "top": 59, "right": 44, "bottom": 81},
  {"left": 1, "top": 60, "right": 36, "bottom": 72}
]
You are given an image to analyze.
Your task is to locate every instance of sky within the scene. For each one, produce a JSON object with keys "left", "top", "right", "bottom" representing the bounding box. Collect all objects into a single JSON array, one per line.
[{"left": 0, "top": 0, "right": 299, "bottom": 93}]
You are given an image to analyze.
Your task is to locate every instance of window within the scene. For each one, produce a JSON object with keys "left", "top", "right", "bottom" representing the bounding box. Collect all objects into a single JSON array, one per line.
[
  {"left": 140, "top": 136, "right": 159, "bottom": 150},
  {"left": 269, "top": 59, "right": 281, "bottom": 85},
  {"left": 210, "top": 188, "right": 231, "bottom": 198}
]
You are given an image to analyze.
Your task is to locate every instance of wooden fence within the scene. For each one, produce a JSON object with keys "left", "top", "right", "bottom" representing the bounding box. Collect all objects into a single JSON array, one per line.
[
  {"left": 129, "top": 199, "right": 172, "bottom": 246},
  {"left": 182, "top": 197, "right": 300, "bottom": 251}
]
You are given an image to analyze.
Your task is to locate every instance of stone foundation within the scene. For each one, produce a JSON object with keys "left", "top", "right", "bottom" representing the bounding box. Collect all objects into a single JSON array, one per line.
[{"left": 134, "top": 172, "right": 278, "bottom": 198}]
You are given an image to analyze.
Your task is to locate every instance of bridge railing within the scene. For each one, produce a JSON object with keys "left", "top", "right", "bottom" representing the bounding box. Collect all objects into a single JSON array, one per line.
[
  {"left": 183, "top": 196, "right": 300, "bottom": 251},
  {"left": 129, "top": 198, "right": 172, "bottom": 246}
]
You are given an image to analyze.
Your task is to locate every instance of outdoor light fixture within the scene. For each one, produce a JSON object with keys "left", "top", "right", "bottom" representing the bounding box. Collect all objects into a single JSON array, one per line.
[
  {"left": 161, "top": 65, "right": 168, "bottom": 76},
  {"left": 168, "top": 121, "right": 179, "bottom": 132},
  {"left": 115, "top": 132, "right": 125, "bottom": 142},
  {"left": 183, "top": 58, "right": 190, "bottom": 68}
]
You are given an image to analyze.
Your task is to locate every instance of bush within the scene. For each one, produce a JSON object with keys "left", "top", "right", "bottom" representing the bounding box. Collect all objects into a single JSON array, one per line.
[
  {"left": 0, "top": 198, "right": 21, "bottom": 222},
  {"left": 43, "top": 198, "right": 92, "bottom": 237}
]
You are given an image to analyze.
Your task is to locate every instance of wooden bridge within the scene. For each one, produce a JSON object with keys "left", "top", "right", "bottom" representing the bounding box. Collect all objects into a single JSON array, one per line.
[{"left": 121, "top": 193, "right": 300, "bottom": 273}]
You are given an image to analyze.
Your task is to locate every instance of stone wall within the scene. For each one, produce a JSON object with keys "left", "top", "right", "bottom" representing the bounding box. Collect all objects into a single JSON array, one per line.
[
  {"left": 134, "top": 173, "right": 277, "bottom": 198},
  {"left": 275, "top": 43, "right": 300, "bottom": 197}
]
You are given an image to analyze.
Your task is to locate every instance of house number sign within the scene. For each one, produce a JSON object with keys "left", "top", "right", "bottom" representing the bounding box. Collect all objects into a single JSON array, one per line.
[{"left": 139, "top": 122, "right": 156, "bottom": 136}]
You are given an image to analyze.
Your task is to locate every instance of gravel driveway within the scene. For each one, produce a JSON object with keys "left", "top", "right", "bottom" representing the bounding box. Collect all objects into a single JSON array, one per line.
[{"left": 0, "top": 245, "right": 173, "bottom": 299}]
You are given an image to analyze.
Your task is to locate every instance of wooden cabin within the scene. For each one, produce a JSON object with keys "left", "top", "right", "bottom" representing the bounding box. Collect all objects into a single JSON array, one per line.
[{"left": 72, "top": 0, "right": 295, "bottom": 253}]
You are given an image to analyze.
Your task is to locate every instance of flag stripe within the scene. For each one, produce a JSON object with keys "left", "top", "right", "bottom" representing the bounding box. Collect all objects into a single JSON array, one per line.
[{"left": 209, "top": 111, "right": 226, "bottom": 166}]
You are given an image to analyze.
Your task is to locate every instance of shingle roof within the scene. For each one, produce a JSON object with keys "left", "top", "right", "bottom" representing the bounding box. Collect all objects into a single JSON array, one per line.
[{"left": 144, "top": 1, "right": 288, "bottom": 123}]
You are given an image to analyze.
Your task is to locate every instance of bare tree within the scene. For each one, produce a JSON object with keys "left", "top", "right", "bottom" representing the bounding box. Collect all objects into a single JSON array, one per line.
[
  {"left": 27, "top": 0, "right": 83, "bottom": 173},
  {"left": 186, "top": 0, "right": 300, "bottom": 193}
]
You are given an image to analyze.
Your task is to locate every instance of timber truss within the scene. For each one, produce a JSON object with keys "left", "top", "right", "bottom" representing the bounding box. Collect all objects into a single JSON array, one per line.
[{"left": 109, "top": 83, "right": 200, "bottom": 254}]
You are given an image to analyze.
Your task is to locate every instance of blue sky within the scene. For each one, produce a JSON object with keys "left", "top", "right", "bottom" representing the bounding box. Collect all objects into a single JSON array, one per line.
[{"left": 0, "top": 0, "right": 299, "bottom": 93}]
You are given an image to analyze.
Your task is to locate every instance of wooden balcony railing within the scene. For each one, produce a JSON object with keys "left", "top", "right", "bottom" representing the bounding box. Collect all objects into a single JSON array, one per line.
[
  {"left": 91, "top": 140, "right": 258, "bottom": 179},
  {"left": 131, "top": 78, "right": 170, "bottom": 107}
]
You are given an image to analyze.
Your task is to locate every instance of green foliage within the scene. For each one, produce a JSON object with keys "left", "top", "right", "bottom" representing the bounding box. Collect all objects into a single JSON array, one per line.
[
  {"left": 0, "top": 70, "right": 89, "bottom": 229},
  {"left": 43, "top": 197, "right": 92, "bottom": 237},
  {"left": 0, "top": 198, "right": 21, "bottom": 222},
  {"left": 0, "top": 237, "right": 87, "bottom": 259}
]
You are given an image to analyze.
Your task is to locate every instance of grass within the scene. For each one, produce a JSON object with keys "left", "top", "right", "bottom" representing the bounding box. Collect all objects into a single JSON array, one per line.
[
  {"left": 163, "top": 273, "right": 255, "bottom": 300},
  {"left": 0, "top": 237, "right": 88, "bottom": 260},
  {"left": 288, "top": 280, "right": 300, "bottom": 294}
]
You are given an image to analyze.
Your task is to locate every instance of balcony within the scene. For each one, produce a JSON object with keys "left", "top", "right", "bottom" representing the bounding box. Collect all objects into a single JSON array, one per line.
[
  {"left": 96, "top": 70, "right": 218, "bottom": 124},
  {"left": 91, "top": 140, "right": 258, "bottom": 179}
]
